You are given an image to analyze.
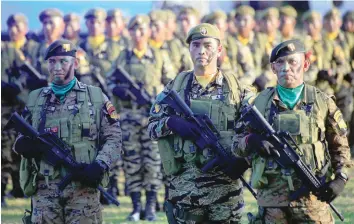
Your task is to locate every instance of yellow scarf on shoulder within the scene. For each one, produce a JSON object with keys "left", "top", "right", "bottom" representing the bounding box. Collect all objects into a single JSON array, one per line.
[
  {"left": 149, "top": 39, "right": 163, "bottom": 49},
  {"left": 237, "top": 35, "right": 249, "bottom": 45},
  {"left": 12, "top": 38, "right": 26, "bottom": 50},
  {"left": 88, "top": 34, "right": 105, "bottom": 49},
  {"left": 326, "top": 31, "right": 339, "bottom": 41},
  {"left": 133, "top": 48, "right": 147, "bottom": 59}
]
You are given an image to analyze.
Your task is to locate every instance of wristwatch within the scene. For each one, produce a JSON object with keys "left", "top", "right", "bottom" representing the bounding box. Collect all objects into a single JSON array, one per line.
[{"left": 336, "top": 172, "right": 348, "bottom": 182}]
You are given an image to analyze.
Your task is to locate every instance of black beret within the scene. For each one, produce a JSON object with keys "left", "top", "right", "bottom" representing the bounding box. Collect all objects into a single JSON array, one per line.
[
  {"left": 270, "top": 39, "right": 306, "bottom": 63},
  {"left": 44, "top": 39, "right": 77, "bottom": 60}
]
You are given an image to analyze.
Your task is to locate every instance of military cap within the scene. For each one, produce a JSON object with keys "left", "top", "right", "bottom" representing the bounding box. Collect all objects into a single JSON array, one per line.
[
  {"left": 301, "top": 10, "right": 321, "bottom": 22},
  {"left": 64, "top": 13, "right": 80, "bottom": 23},
  {"left": 107, "top": 9, "right": 122, "bottom": 20},
  {"left": 84, "top": 8, "right": 107, "bottom": 20},
  {"left": 178, "top": 6, "right": 200, "bottom": 19},
  {"left": 202, "top": 10, "right": 227, "bottom": 24},
  {"left": 39, "top": 8, "right": 63, "bottom": 22},
  {"left": 270, "top": 39, "right": 306, "bottom": 63},
  {"left": 7, "top": 13, "right": 28, "bottom": 26},
  {"left": 44, "top": 39, "right": 77, "bottom": 60},
  {"left": 128, "top": 14, "right": 150, "bottom": 30},
  {"left": 343, "top": 10, "right": 354, "bottom": 21},
  {"left": 280, "top": 5, "right": 297, "bottom": 18},
  {"left": 259, "top": 7, "right": 279, "bottom": 19},
  {"left": 165, "top": 9, "right": 176, "bottom": 21},
  {"left": 149, "top": 10, "right": 167, "bottom": 23},
  {"left": 235, "top": 5, "right": 255, "bottom": 18},
  {"left": 324, "top": 8, "right": 341, "bottom": 19},
  {"left": 186, "top": 23, "right": 221, "bottom": 44}
]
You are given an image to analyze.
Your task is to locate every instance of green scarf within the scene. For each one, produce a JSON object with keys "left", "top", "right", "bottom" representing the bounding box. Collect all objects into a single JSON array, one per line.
[
  {"left": 50, "top": 77, "right": 77, "bottom": 103},
  {"left": 276, "top": 83, "right": 304, "bottom": 109}
]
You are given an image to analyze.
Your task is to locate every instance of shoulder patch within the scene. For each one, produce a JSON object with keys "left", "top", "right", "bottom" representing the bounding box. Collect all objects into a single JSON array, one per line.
[
  {"left": 105, "top": 101, "right": 119, "bottom": 120},
  {"left": 333, "top": 109, "right": 347, "bottom": 132}
]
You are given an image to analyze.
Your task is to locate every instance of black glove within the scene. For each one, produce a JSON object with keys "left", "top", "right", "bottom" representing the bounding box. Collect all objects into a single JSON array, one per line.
[
  {"left": 317, "top": 70, "right": 337, "bottom": 85},
  {"left": 167, "top": 115, "right": 201, "bottom": 140},
  {"left": 72, "top": 161, "right": 107, "bottom": 188},
  {"left": 1, "top": 81, "right": 21, "bottom": 96},
  {"left": 318, "top": 177, "right": 346, "bottom": 203},
  {"left": 14, "top": 136, "right": 43, "bottom": 159},
  {"left": 246, "top": 134, "right": 279, "bottom": 157},
  {"left": 220, "top": 156, "right": 250, "bottom": 180},
  {"left": 344, "top": 72, "right": 354, "bottom": 85},
  {"left": 112, "top": 85, "right": 131, "bottom": 101}
]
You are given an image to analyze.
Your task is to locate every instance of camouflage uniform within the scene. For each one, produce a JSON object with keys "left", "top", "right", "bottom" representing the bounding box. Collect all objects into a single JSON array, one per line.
[
  {"left": 232, "top": 41, "right": 352, "bottom": 223},
  {"left": 279, "top": 6, "right": 301, "bottom": 41},
  {"left": 108, "top": 14, "right": 175, "bottom": 221},
  {"left": 106, "top": 9, "right": 131, "bottom": 52},
  {"left": 148, "top": 23, "right": 255, "bottom": 223},
  {"left": 1, "top": 14, "right": 40, "bottom": 204}
]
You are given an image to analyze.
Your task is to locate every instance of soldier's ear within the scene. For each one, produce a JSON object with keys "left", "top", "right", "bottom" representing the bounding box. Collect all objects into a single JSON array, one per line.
[
  {"left": 73, "top": 58, "right": 79, "bottom": 70},
  {"left": 217, "top": 42, "right": 223, "bottom": 57},
  {"left": 271, "top": 63, "right": 276, "bottom": 74},
  {"left": 303, "top": 57, "right": 310, "bottom": 72}
]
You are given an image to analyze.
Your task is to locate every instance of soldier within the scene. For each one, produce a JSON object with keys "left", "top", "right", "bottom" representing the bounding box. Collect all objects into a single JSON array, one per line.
[
  {"left": 202, "top": 10, "right": 238, "bottom": 75},
  {"left": 234, "top": 5, "right": 267, "bottom": 85},
  {"left": 227, "top": 9, "right": 238, "bottom": 36},
  {"left": 107, "top": 14, "right": 174, "bottom": 221},
  {"left": 106, "top": 9, "right": 130, "bottom": 52},
  {"left": 343, "top": 10, "right": 354, "bottom": 33},
  {"left": 233, "top": 39, "right": 352, "bottom": 223},
  {"left": 1, "top": 13, "right": 40, "bottom": 205},
  {"left": 80, "top": 8, "right": 121, "bottom": 76},
  {"left": 323, "top": 8, "right": 354, "bottom": 128},
  {"left": 148, "top": 23, "right": 254, "bottom": 223},
  {"left": 149, "top": 9, "right": 177, "bottom": 75},
  {"left": 32, "top": 8, "right": 65, "bottom": 78},
  {"left": 12, "top": 39, "right": 122, "bottom": 223},
  {"left": 63, "top": 13, "right": 81, "bottom": 46},
  {"left": 279, "top": 5, "right": 299, "bottom": 41},
  {"left": 256, "top": 7, "right": 282, "bottom": 90}
]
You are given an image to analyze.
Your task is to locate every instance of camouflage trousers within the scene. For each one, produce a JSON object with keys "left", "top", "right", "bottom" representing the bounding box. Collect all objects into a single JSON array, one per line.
[
  {"left": 120, "top": 109, "right": 162, "bottom": 193},
  {"left": 169, "top": 163, "right": 244, "bottom": 223},
  {"left": 249, "top": 195, "right": 334, "bottom": 224},
  {"left": 31, "top": 180, "right": 102, "bottom": 224}
]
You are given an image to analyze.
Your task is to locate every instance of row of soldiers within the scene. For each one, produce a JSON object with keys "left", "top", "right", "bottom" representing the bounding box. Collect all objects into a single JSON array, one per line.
[{"left": 1, "top": 4, "right": 354, "bottom": 221}]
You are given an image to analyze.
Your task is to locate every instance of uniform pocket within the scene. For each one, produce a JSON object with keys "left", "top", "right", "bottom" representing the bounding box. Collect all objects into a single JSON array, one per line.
[{"left": 157, "top": 135, "right": 182, "bottom": 176}]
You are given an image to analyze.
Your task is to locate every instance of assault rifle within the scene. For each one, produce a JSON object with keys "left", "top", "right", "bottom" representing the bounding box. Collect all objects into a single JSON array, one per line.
[
  {"left": 4, "top": 112, "right": 120, "bottom": 207},
  {"left": 238, "top": 104, "right": 344, "bottom": 221},
  {"left": 154, "top": 89, "right": 257, "bottom": 199},
  {"left": 110, "top": 65, "right": 153, "bottom": 107}
]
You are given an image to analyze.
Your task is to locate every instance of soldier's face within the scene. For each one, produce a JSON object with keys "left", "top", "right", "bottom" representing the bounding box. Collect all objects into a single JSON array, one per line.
[
  {"left": 42, "top": 17, "right": 64, "bottom": 41},
  {"left": 64, "top": 21, "right": 80, "bottom": 39},
  {"left": 235, "top": 15, "right": 255, "bottom": 37},
  {"left": 106, "top": 17, "right": 124, "bottom": 38},
  {"left": 189, "top": 38, "right": 222, "bottom": 69},
  {"left": 151, "top": 21, "right": 166, "bottom": 41},
  {"left": 213, "top": 18, "right": 227, "bottom": 34},
  {"left": 280, "top": 16, "right": 296, "bottom": 36},
  {"left": 344, "top": 18, "right": 354, "bottom": 32},
  {"left": 129, "top": 25, "right": 150, "bottom": 45},
  {"left": 304, "top": 18, "right": 322, "bottom": 37},
  {"left": 324, "top": 16, "right": 342, "bottom": 33},
  {"left": 47, "top": 56, "right": 78, "bottom": 85},
  {"left": 262, "top": 16, "right": 279, "bottom": 34},
  {"left": 271, "top": 53, "right": 310, "bottom": 88},
  {"left": 166, "top": 18, "right": 177, "bottom": 33},
  {"left": 179, "top": 13, "right": 198, "bottom": 36},
  {"left": 8, "top": 21, "right": 28, "bottom": 41},
  {"left": 86, "top": 18, "right": 105, "bottom": 36}
]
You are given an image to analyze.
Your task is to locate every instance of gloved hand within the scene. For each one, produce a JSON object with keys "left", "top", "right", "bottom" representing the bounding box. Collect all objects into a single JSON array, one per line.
[
  {"left": 167, "top": 115, "right": 201, "bottom": 140},
  {"left": 112, "top": 85, "right": 131, "bottom": 101},
  {"left": 72, "top": 161, "right": 107, "bottom": 188},
  {"left": 221, "top": 156, "right": 250, "bottom": 180},
  {"left": 246, "top": 134, "right": 279, "bottom": 157},
  {"left": 14, "top": 136, "right": 43, "bottom": 159},
  {"left": 317, "top": 70, "right": 337, "bottom": 85},
  {"left": 317, "top": 176, "right": 346, "bottom": 203}
]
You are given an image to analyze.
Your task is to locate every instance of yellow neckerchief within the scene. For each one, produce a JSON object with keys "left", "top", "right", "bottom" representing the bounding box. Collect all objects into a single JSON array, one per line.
[
  {"left": 133, "top": 47, "right": 147, "bottom": 59},
  {"left": 88, "top": 34, "right": 105, "bottom": 49},
  {"left": 237, "top": 35, "right": 249, "bottom": 46},
  {"left": 12, "top": 37, "right": 26, "bottom": 50},
  {"left": 149, "top": 39, "right": 163, "bottom": 49},
  {"left": 195, "top": 72, "right": 217, "bottom": 88},
  {"left": 326, "top": 31, "right": 339, "bottom": 41},
  {"left": 111, "top": 36, "right": 121, "bottom": 42},
  {"left": 268, "top": 35, "right": 275, "bottom": 44}
]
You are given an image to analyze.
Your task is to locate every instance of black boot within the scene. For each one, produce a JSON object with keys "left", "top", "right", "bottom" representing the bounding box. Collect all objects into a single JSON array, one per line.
[
  {"left": 145, "top": 191, "right": 157, "bottom": 221},
  {"left": 10, "top": 172, "right": 24, "bottom": 198},
  {"left": 1, "top": 177, "right": 8, "bottom": 207},
  {"left": 155, "top": 195, "right": 161, "bottom": 212},
  {"left": 163, "top": 185, "right": 169, "bottom": 212},
  {"left": 127, "top": 192, "right": 142, "bottom": 221}
]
